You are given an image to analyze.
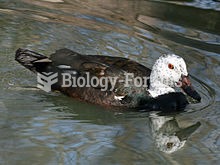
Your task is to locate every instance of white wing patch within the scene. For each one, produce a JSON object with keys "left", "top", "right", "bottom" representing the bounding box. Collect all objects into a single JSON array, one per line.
[
  {"left": 114, "top": 95, "right": 125, "bottom": 101},
  {"left": 57, "top": 65, "right": 71, "bottom": 69}
]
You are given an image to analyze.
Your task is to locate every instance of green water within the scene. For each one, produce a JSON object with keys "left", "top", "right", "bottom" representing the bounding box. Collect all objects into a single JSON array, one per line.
[{"left": 0, "top": 0, "right": 220, "bottom": 164}]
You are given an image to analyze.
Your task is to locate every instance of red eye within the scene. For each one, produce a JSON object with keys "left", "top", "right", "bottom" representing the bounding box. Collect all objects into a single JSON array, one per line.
[{"left": 168, "top": 63, "right": 174, "bottom": 69}]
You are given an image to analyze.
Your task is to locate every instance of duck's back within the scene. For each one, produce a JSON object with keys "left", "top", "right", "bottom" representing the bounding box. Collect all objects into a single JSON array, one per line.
[{"left": 50, "top": 49, "right": 151, "bottom": 77}]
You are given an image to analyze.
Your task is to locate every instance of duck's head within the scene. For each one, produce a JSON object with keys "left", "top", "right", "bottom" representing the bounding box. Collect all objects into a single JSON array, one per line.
[{"left": 149, "top": 54, "right": 201, "bottom": 102}]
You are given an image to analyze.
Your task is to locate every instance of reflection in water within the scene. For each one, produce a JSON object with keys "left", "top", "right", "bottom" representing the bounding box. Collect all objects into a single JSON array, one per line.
[{"left": 150, "top": 113, "right": 201, "bottom": 153}]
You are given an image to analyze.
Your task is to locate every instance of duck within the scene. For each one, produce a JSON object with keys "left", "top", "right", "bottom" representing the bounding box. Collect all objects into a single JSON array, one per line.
[{"left": 15, "top": 48, "right": 201, "bottom": 112}]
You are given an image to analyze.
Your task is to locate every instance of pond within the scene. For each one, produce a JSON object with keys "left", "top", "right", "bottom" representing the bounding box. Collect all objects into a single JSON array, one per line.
[{"left": 0, "top": 0, "right": 220, "bottom": 164}]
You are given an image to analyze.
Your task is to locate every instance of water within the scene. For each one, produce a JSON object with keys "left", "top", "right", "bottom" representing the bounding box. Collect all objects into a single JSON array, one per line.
[{"left": 0, "top": 0, "right": 220, "bottom": 164}]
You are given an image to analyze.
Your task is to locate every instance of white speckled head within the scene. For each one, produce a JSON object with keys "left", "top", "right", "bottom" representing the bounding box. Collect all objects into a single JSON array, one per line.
[{"left": 148, "top": 54, "right": 188, "bottom": 97}]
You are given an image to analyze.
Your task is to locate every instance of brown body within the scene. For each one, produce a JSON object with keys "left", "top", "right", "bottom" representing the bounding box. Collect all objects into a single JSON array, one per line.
[{"left": 16, "top": 48, "right": 151, "bottom": 108}]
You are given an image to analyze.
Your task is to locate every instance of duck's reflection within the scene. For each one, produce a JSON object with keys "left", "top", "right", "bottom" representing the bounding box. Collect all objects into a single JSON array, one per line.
[{"left": 149, "top": 112, "right": 201, "bottom": 153}]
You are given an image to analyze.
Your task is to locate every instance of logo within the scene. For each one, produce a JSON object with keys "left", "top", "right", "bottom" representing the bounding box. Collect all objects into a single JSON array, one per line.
[
  {"left": 36, "top": 72, "right": 150, "bottom": 92},
  {"left": 37, "top": 72, "right": 58, "bottom": 92}
]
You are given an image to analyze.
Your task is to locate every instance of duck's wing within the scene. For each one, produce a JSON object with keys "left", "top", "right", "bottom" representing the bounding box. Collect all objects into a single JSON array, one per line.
[
  {"left": 49, "top": 49, "right": 151, "bottom": 106},
  {"left": 50, "top": 49, "right": 151, "bottom": 93}
]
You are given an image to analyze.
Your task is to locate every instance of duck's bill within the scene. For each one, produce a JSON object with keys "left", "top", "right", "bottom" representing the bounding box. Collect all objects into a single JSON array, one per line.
[
  {"left": 179, "top": 75, "right": 201, "bottom": 102},
  {"left": 176, "top": 121, "right": 201, "bottom": 141}
]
